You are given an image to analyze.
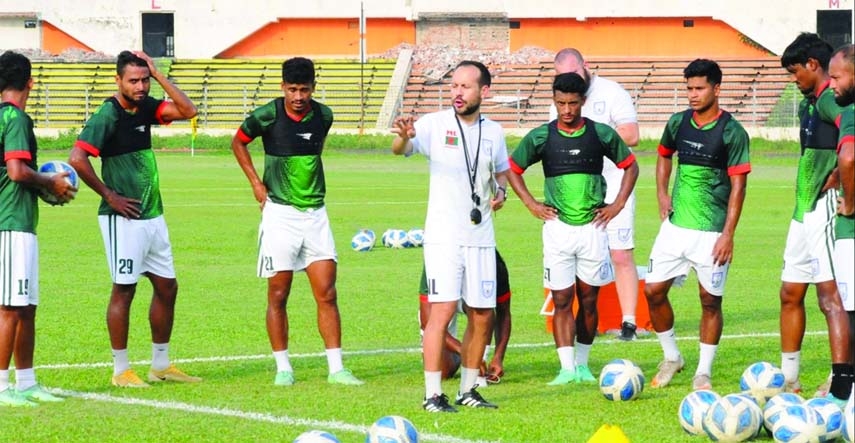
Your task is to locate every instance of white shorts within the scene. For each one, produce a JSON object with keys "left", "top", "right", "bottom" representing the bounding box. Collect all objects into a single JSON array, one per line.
[
  {"left": 257, "top": 201, "right": 337, "bottom": 276},
  {"left": 834, "top": 238, "right": 854, "bottom": 311},
  {"left": 781, "top": 191, "right": 837, "bottom": 284},
  {"left": 423, "top": 244, "right": 496, "bottom": 309},
  {"left": 99, "top": 215, "right": 176, "bottom": 284},
  {"left": 606, "top": 191, "right": 635, "bottom": 251},
  {"left": 542, "top": 219, "right": 613, "bottom": 290},
  {"left": 646, "top": 219, "right": 730, "bottom": 296},
  {"left": 0, "top": 231, "right": 39, "bottom": 306}
]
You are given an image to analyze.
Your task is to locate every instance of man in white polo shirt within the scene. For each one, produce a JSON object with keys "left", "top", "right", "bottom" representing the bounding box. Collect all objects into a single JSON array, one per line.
[
  {"left": 550, "top": 48, "right": 642, "bottom": 341},
  {"left": 392, "top": 60, "right": 510, "bottom": 413}
]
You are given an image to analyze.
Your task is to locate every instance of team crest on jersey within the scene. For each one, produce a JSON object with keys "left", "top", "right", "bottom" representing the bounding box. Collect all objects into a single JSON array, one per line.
[
  {"left": 593, "top": 101, "right": 606, "bottom": 115},
  {"left": 482, "top": 139, "right": 493, "bottom": 156},
  {"left": 618, "top": 229, "right": 631, "bottom": 242},
  {"left": 838, "top": 282, "right": 849, "bottom": 303},
  {"left": 444, "top": 130, "right": 459, "bottom": 148},
  {"left": 711, "top": 271, "right": 723, "bottom": 288},
  {"left": 481, "top": 280, "right": 495, "bottom": 299},
  {"left": 810, "top": 258, "right": 820, "bottom": 276},
  {"left": 599, "top": 262, "right": 612, "bottom": 280}
]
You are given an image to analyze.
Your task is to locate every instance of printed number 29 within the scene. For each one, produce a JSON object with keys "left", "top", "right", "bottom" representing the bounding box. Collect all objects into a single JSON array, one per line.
[{"left": 119, "top": 258, "right": 134, "bottom": 275}]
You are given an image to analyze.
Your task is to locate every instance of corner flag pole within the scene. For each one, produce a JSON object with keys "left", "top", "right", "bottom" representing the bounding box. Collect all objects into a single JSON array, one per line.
[{"left": 190, "top": 116, "right": 197, "bottom": 157}]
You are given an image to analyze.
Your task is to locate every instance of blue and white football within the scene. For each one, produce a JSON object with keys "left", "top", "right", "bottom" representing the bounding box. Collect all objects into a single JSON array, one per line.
[
  {"left": 365, "top": 415, "right": 419, "bottom": 443},
  {"left": 38, "top": 160, "right": 78, "bottom": 205},
  {"left": 293, "top": 429, "right": 340, "bottom": 443},
  {"left": 351, "top": 229, "right": 376, "bottom": 252},
  {"left": 383, "top": 229, "right": 409, "bottom": 249},
  {"left": 407, "top": 228, "right": 425, "bottom": 247}
]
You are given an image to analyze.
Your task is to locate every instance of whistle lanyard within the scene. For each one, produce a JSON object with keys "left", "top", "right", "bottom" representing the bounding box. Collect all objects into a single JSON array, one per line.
[{"left": 455, "top": 115, "right": 482, "bottom": 206}]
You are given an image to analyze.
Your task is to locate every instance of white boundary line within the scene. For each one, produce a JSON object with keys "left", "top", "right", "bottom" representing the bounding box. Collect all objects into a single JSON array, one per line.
[
  {"left": 51, "top": 389, "right": 498, "bottom": 443},
  {"left": 36, "top": 330, "right": 825, "bottom": 443},
  {"left": 38, "top": 330, "right": 826, "bottom": 371}
]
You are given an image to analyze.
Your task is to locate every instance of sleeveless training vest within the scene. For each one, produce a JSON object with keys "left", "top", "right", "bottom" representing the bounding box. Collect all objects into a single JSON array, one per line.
[
  {"left": 261, "top": 98, "right": 325, "bottom": 157},
  {"left": 799, "top": 100, "right": 838, "bottom": 152},
  {"left": 100, "top": 97, "right": 156, "bottom": 158},
  {"left": 541, "top": 119, "right": 605, "bottom": 177},
  {"left": 673, "top": 109, "right": 730, "bottom": 170}
]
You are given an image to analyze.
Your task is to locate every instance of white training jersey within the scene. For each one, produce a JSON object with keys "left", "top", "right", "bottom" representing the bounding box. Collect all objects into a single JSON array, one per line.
[
  {"left": 549, "top": 75, "right": 638, "bottom": 203},
  {"left": 410, "top": 109, "right": 510, "bottom": 247}
]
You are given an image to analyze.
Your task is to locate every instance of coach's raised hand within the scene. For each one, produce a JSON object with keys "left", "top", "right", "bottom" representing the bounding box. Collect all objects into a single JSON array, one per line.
[{"left": 391, "top": 115, "right": 416, "bottom": 155}]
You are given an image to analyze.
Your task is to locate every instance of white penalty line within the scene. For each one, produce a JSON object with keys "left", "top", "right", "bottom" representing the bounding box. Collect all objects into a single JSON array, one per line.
[
  {"left": 37, "top": 330, "right": 826, "bottom": 371},
  {"left": 51, "top": 389, "right": 497, "bottom": 443}
]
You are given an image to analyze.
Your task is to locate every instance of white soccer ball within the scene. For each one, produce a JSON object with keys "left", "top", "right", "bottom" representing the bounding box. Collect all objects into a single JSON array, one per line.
[
  {"left": 678, "top": 389, "right": 722, "bottom": 435},
  {"left": 407, "top": 228, "right": 425, "bottom": 247},
  {"left": 383, "top": 229, "right": 409, "bottom": 249},
  {"left": 843, "top": 393, "right": 854, "bottom": 442},
  {"left": 365, "top": 415, "right": 419, "bottom": 443},
  {"left": 38, "top": 160, "right": 78, "bottom": 205},
  {"left": 739, "top": 361, "right": 786, "bottom": 405},
  {"left": 765, "top": 392, "right": 805, "bottom": 433},
  {"left": 351, "top": 229, "right": 376, "bottom": 252},
  {"left": 771, "top": 403, "right": 823, "bottom": 443},
  {"left": 805, "top": 397, "right": 843, "bottom": 442},
  {"left": 293, "top": 429, "right": 340, "bottom": 443},
  {"left": 702, "top": 394, "right": 762, "bottom": 442},
  {"left": 598, "top": 358, "right": 644, "bottom": 401}
]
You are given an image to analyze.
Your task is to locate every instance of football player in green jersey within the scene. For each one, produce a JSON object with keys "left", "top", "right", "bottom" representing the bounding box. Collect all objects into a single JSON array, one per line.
[
  {"left": 1, "top": 51, "right": 75, "bottom": 406},
  {"left": 824, "top": 43, "right": 855, "bottom": 406},
  {"left": 645, "top": 59, "right": 751, "bottom": 391},
  {"left": 777, "top": 33, "right": 851, "bottom": 399},
  {"left": 231, "top": 57, "right": 363, "bottom": 387},
  {"left": 69, "top": 50, "right": 200, "bottom": 388}
]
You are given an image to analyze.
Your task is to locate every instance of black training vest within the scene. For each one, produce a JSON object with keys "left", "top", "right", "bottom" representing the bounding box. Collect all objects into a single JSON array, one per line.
[
  {"left": 799, "top": 97, "right": 838, "bottom": 152},
  {"left": 541, "top": 119, "right": 605, "bottom": 177},
  {"left": 99, "top": 97, "right": 158, "bottom": 158},
  {"left": 673, "top": 109, "right": 730, "bottom": 170},
  {"left": 260, "top": 98, "right": 326, "bottom": 157}
]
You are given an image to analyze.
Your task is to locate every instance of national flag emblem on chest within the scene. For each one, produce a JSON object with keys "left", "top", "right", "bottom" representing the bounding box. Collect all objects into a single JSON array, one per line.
[{"left": 445, "top": 130, "right": 459, "bottom": 148}]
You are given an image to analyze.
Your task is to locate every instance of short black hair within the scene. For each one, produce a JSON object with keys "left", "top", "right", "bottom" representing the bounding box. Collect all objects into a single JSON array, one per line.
[
  {"left": 684, "top": 59, "right": 722, "bottom": 86},
  {"left": 0, "top": 50, "right": 32, "bottom": 92},
  {"left": 553, "top": 72, "right": 588, "bottom": 95},
  {"left": 116, "top": 50, "right": 148, "bottom": 76},
  {"left": 455, "top": 60, "right": 492, "bottom": 87},
  {"left": 282, "top": 57, "right": 315, "bottom": 85},
  {"left": 781, "top": 32, "right": 834, "bottom": 71}
]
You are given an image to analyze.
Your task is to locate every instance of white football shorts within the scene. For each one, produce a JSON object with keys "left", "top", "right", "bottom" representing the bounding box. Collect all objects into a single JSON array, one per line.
[
  {"left": 99, "top": 215, "right": 176, "bottom": 284},
  {"left": 606, "top": 191, "right": 636, "bottom": 251},
  {"left": 834, "top": 238, "right": 854, "bottom": 311},
  {"left": 646, "top": 219, "right": 730, "bottom": 296},
  {"left": 423, "top": 244, "right": 497, "bottom": 309},
  {"left": 781, "top": 190, "right": 837, "bottom": 284},
  {"left": 0, "top": 231, "right": 39, "bottom": 306},
  {"left": 257, "top": 201, "right": 337, "bottom": 277},
  {"left": 542, "top": 219, "right": 613, "bottom": 290}
]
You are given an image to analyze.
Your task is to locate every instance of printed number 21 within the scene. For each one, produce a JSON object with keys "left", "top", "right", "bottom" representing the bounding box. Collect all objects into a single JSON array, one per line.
[{"left": 262, "top": 256, "right": 273, "bottom": 271}]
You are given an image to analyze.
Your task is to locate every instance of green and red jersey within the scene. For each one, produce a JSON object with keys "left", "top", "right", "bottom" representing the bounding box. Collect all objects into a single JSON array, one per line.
[
  {"left": 0, "top": 101, "right": 38, "bottom": 233},
  {"left": 658, "top": 109, "right": 751, "bottom": 232},
  {"left": 793, "top": 82, "right": 843, "bottom": 221},
  {"left": 75, "top": 96, "right": 170, "bottom": 219},
  {"left": 510, "top": 118, "right": 636, "bottom": 226},
  {"left": 236, "top": 98, "right": 333, "bottom": 210},
  {"left": 836, "top": 104, "right": 854, "bottom": 240}
]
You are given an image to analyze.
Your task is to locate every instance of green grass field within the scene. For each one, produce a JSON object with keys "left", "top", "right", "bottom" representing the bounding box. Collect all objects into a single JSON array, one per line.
[{"left": 2, "top": 147, "right": 842, "bottom": 443}]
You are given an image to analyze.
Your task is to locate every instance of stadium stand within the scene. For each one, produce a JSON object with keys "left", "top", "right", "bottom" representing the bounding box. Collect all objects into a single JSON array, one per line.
[
  {"left": 167, "top": 58, "right": 395, "bottom": 129},
  {"left": 25, "top": 56, "right": 787, "bottom": 131},
  {"left": 400, "top": 56, "right": 790, "bottom": 129}
]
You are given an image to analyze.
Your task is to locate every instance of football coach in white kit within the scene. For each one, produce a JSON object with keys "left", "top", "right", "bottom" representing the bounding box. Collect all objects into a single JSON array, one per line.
[{"left": 391, "top": 60, "right": 510, "bottom": 413}]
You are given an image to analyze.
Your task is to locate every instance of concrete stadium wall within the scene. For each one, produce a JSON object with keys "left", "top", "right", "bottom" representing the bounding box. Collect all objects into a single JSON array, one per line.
[{"left": 0, "top": 0, "right": 850, "bottom": 58}]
